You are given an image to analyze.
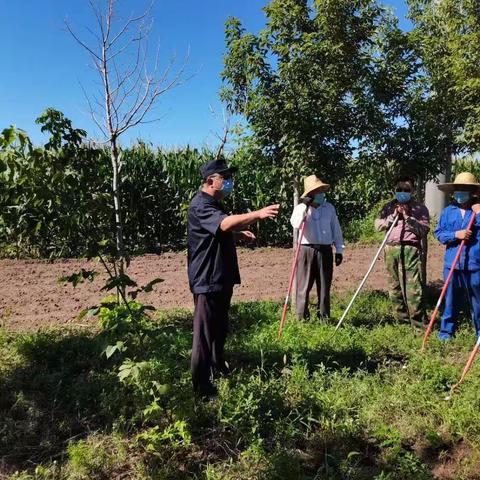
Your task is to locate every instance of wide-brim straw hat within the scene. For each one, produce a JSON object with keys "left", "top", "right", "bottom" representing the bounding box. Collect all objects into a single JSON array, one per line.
[
  {"left": 438, "top": 172, "right": 480, "bottom": 193},
  {"left": 301, "top": 174, "right": 330, "bottom": 197}
]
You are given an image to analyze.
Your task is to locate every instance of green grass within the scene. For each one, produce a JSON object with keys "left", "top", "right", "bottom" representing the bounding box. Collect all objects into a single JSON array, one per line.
[
  {"left": 2, "top": 292, "right": 480, "bottom": 479},
  {"left": 342, "top": 201, "right": 385, "bottom": 244}
]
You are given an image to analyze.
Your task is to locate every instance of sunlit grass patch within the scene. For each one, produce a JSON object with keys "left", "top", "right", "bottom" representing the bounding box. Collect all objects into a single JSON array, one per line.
[{"left": 2, "top": 292, "right": 480, "bottom": 479}]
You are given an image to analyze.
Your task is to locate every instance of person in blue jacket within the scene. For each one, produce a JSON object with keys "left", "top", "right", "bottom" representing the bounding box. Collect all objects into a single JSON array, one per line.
[{"left": 435, "top": 172, "right": 480, "bottom": 340}]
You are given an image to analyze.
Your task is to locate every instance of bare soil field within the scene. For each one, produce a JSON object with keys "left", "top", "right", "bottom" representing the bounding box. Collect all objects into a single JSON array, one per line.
[{"left": 0, "top": 243, "right": 445, "bottom": 332}]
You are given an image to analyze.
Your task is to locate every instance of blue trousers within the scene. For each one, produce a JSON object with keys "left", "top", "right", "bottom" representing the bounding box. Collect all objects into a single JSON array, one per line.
[{"left": 439, "top": 268, "right": 480, "bottom": 339}]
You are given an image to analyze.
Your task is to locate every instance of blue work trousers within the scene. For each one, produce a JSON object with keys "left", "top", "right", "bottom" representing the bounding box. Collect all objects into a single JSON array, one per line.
[{"left": 439, "top": 268, "right": 480, "bottom": 339}]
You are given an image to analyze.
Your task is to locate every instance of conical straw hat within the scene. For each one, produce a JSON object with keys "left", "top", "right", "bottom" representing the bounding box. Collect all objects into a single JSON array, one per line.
[
  {"left": 438, "top": 172, "right": 480, "bottom": 193},
  {"left": 301, "top": 175, "right": 330, "bottom": 197}
]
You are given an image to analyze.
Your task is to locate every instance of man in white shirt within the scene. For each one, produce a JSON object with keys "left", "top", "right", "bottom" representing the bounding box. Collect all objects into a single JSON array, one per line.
[{"left": 290, "top": 175, "right": 344, "bottom": 320}]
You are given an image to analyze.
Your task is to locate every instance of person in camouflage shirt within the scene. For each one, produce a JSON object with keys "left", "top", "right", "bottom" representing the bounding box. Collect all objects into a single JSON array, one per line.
[{"left": 375, "top": 176, "right": 430, "bottom": 328}]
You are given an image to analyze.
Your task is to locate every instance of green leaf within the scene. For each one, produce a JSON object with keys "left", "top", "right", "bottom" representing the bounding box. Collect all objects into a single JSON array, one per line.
[
  {"left": 118, "top": 366, "right": 133, "bottom": 381},
  {"left": 2, "top": 126, "right": 16, "bottom": 146},
  {"left": 78, "top": 306, "right": 100, "bottom": 320},
  {"left": 104, "top": 341, "right": 126, "bottom": 359},
  {"left": 58, "top": 269, "right": 98, "bottom": 288},
  {"left": 142, "top": 278, "right": 164, "bottom": 292},
  {"left": 101, "top": 273, "right": 137, "bottom": 291}
]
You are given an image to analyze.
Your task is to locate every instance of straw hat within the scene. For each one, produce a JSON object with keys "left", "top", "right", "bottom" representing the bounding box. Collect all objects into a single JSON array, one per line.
[
  {"left": 301, "top": 175, "right": 330, "bottom": 197},
  {"left": 438, "top": 172, "right": 480, "bottom": 193}
]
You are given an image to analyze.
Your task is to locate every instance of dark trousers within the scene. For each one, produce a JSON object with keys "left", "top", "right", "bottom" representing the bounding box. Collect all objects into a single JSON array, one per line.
[
  {"left": 295, "top": 244, "right": 333, "bottom": 320},
  {"left": 191, "top": 287, "right": 233, "bottom": 391}
]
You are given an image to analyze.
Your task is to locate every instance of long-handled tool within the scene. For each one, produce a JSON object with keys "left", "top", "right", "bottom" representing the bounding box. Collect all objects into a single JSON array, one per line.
[
  {"left": 333, "top": 214, "right": 399, "bottom": 333},
  {"left": 421, "top": 212, "right": 476, "bottom": 352},
  {"left": 445, "top": 336, "right": 480, "bottom": 400},
  {"left": 278, "top": 211, "right": 308, "bottom": 338}
]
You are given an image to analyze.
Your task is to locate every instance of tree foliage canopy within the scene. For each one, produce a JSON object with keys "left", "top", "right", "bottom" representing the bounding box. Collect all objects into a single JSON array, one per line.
[
  {"left": 222, "top": 0, "right": 477, "bottom": 192},
  {"left": 408, "top": 0, "right": 480, "bottom": 152}
]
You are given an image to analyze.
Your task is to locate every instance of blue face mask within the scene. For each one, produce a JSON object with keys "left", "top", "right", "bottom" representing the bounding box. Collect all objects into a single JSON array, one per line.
[
  {"left": 395, "top": 192, "right": 411, "bottom": 203},
  {"left": 314, "top": 193, "right": 326, "bottom": 205},
  {"left": 453, "top": 191, "right": 470, "bottom": 204},
  {"left": 220, "top": 178, "right": 234, "bottom": 196}
]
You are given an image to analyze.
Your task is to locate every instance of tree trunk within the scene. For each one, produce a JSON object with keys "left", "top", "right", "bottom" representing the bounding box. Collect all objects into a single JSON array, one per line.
[
  {"left": 423, "top": 144, "right": 453, "bottom": 287},
  {"left": 111, "top": 137, "right": 125, "bottom": 286}
]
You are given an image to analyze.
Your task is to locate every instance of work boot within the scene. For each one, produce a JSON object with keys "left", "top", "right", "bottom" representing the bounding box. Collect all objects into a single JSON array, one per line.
[
  {"left": 194, "top": 381, "right": 218, "bottom": 401},
  {"left": 212, "top": 360, "right": 230, "bottom": 378}
]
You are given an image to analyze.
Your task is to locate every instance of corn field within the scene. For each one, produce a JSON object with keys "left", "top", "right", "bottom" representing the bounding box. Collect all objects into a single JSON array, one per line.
[
  {"left": 0, "top": 118, "right": 296, "bottom": 258},
  {"left": 0, "top": 111, "right": 407, "bottom": 258}
]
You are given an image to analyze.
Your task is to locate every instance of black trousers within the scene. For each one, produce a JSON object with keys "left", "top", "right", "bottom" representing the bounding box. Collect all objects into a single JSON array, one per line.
[
  {"left": 191, "top": 287, "right": 233, "bottom": 391},
  {"left": 295, "top": 244, "right": 333, "bottom": 319}
]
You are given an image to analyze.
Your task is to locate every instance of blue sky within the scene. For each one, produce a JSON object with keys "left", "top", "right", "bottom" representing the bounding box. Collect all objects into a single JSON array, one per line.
[{"left": 1, "top": 0, "right": 410, "bottom": 149}]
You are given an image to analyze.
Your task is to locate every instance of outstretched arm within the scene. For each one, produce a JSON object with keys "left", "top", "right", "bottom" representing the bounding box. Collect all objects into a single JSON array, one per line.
[{"left": 220, "top": 204, "right": 279, "bottom": 232}]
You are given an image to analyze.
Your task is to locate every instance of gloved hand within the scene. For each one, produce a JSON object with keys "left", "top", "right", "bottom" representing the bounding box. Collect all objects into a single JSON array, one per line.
[{"left": 335, "top": 253, "right": 343, "bottom": 266}]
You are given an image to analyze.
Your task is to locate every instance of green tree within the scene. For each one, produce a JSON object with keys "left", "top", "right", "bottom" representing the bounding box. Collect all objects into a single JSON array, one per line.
[
  {"left": 221, "top": 0, "right": 441, "bottom": 223},
  {"left": 408, "top": 0, "right": 480, "bottom": 152}
]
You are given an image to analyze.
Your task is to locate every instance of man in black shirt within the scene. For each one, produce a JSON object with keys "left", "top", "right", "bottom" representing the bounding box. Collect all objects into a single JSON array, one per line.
[{"left": 188, "top": 159, "right": 279, "bottom": 395}]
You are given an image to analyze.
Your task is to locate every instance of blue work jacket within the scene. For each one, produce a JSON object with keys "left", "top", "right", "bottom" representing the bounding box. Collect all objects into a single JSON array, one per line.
[{"left": 434, "top": 204, "right": 480, "bottom": 271}]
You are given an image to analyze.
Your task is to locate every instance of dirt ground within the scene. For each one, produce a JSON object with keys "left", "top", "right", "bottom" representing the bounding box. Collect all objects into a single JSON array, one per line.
[{"left": 0, "top": 243, "right": 445, "bottom": 332}]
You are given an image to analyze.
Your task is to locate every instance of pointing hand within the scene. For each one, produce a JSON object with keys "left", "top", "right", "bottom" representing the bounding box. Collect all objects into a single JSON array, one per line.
[{"left": 258, "top": 204, "right": 280, "bottom": 219}]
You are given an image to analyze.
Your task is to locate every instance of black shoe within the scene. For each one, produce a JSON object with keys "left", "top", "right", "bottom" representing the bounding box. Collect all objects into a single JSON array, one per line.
[
  {"left": 194, "top": 382, "right": 218, "bottom": 400},
  {"left": 213, "top": 361, "right": 230, "bottom": 379}
]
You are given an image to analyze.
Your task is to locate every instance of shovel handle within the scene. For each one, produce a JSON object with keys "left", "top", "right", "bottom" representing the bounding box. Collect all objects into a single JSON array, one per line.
[
  {"left": 449, "top": 337, "right": 480, "bottom": 396},
  {"left": 278, "top": 214, "right": 308, "bottom": 338}
]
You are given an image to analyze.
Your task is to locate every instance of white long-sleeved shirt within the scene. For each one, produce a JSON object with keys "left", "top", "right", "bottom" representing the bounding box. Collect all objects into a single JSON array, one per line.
[{"left": 290, "top": 202, "right": 344, "bottom": 253}]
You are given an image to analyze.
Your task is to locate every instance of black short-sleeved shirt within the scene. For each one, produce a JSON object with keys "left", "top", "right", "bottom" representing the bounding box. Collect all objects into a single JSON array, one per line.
[{"left": 187, "top": 191, "right": 240, "bottom": 294}]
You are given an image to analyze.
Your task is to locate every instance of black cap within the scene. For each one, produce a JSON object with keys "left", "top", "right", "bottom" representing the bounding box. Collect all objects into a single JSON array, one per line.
[{"left": 200, "top": 159, "right": 238, "bottom": 180}]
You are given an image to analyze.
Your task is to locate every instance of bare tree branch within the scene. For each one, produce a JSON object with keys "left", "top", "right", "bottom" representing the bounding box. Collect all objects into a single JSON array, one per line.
[
  {"left": 79, "top": 82, "right": 108, "bottom": 137},
  {"left": 109, "top": 4, "right": 152, "bottom": 47},
  {"left": 110, "top": 34, "right": 145, "bottom": 100},
  {"left": 89, "top": 0, "right": 106, "bottom": 43},
  {"left": 67, "top": 0, "right": 189, "bottom": 283},
  {"left": 106, "top": 33, "right": 144, "bottom": 64},
  {"left": 65, "top": 21, "right": 102, "bottom": 62},
  {"left": 210, "top": 105, "right": 232, "bottom": 159}
]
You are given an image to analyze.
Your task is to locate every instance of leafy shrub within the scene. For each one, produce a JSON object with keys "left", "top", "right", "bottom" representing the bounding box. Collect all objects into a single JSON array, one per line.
[{"left": 341, "top": 199, "right": 388, "bottom": 244}]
